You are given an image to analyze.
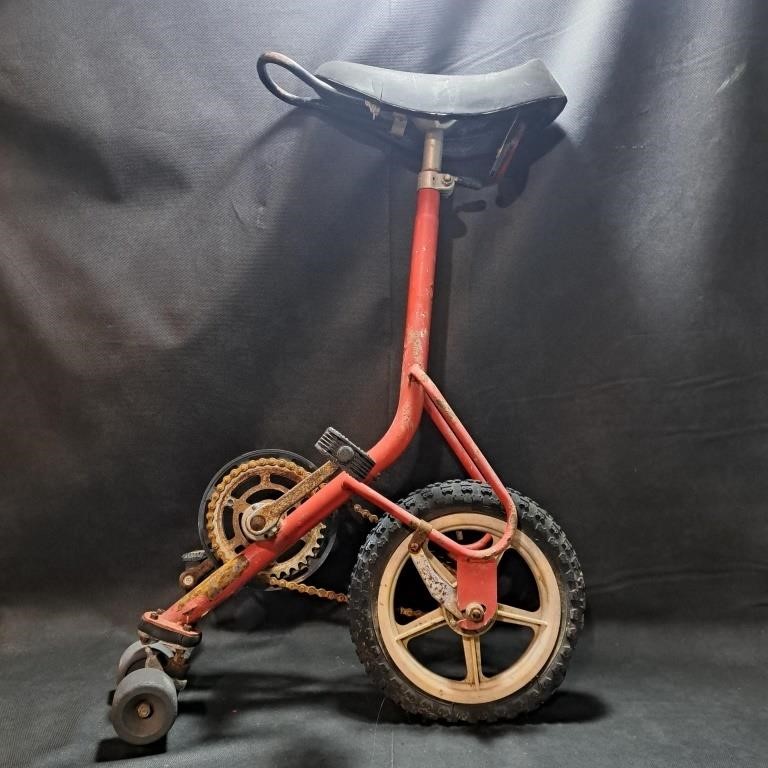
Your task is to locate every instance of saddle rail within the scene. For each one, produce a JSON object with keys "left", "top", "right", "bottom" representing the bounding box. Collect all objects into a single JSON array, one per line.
[{"left": 256, "top": 51, "right": 361, "bottom": 110}]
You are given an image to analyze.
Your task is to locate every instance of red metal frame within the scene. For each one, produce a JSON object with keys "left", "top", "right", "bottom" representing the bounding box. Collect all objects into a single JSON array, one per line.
[{"left": 142, "top": 186, "right": 518, "bottom": 639}]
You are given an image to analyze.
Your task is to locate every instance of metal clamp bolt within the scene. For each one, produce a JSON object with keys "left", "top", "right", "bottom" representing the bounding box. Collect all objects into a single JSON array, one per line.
[{"left": 417, "top": 170, "right": 455, "bottom": 196}]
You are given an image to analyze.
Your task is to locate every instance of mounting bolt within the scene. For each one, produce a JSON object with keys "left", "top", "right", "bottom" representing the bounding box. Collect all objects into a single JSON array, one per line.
[
  {"left": 136, "top": 701, "right": 152, "bottom": 719},
  {"left": 442, "top": 174, "right": 452, "bottom": 186},
  {"left": 149, "top": 611, "right": 159, "bottom": 620},
  {"left": 183, "top": 623, "right": 193, "bottom": 632},
  {"left": 181, "top": 573, "right": 195, "bottom": 588},
  {"left": 408, "top": 541, "right": 421, "bottom": 553},
  {"left": 465, "top": 602, "right": 485, "bottom": 622}
]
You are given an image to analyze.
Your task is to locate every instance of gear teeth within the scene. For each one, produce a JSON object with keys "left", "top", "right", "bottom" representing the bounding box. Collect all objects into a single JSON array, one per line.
[
  {"left": 268, "top": 523, "right": 325, "bottom": 579},
  {"left": 204, "top": 455, "right": 330, "bottom": 582}
]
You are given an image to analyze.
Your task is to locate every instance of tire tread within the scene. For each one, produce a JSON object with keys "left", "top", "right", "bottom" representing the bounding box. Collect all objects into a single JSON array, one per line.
[{"left": 348, "top": 479, "right": 585, "bottom": 723}]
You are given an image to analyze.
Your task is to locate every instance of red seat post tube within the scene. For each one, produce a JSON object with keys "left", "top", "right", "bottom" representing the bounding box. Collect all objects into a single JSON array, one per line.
[{"left": 368, "top": 129, "right": 443, "bottom": 472}]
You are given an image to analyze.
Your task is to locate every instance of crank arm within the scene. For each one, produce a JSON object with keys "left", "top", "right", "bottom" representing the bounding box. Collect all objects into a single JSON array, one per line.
[{"left": 240, "top": 459, "right": 339, "bottom": 539}]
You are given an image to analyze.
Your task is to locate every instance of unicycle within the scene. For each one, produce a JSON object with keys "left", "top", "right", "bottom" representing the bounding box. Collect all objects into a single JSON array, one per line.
[{"left": 109, "top": 51, "right": 585, "bottom": 746}]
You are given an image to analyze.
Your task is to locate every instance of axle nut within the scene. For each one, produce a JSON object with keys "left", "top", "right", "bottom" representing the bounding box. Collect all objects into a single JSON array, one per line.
[
  {"left": 466, "top": 602, "right": 485, "bottom": 622},
  {"left": 250, "top": 514, "right": 267, "bottom": 532}
]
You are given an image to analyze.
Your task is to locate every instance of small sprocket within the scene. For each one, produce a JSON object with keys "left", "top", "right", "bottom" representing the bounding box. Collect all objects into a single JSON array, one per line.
[{"left": 198, "top": 450, "right": 336, "bottom": 582}]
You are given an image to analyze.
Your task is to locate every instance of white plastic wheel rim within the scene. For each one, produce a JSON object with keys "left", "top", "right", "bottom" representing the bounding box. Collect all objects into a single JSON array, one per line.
[{"left": 376, "top": 511, "right": 562, "bottom": 705}]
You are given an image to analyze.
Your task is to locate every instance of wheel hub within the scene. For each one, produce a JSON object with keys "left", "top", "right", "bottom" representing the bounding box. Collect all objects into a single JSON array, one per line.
[{"left": 443, "top": 604, "right": 496, "bottom": 637}]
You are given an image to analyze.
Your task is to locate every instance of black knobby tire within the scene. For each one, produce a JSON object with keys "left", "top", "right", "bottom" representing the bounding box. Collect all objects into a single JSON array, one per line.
[{"left": 348, "top": 480, "right": 585, "bottom": 723}]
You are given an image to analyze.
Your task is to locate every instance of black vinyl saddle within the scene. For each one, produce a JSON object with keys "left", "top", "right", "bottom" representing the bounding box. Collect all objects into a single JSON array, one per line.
[
  {"left": 315, "top": 59, "right": 566, "bottom": 124},
  {"left": 257, "top": 52, "right": 566, "bottom": 164}
]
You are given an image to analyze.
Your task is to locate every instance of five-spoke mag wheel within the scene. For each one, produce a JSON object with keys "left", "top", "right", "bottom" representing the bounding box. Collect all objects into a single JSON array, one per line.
[{"left": 349, "top": 480, "right": 585, "bottom": 722}]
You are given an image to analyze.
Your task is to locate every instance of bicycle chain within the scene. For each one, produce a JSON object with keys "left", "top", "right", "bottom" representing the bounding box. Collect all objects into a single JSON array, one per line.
[
  {"left": 351, "top": 502, "right": 380, "bottom": 525},
  {"left": 259, "top": 574, "right": 349, "bottom": 603},
  {"left": 261, "top": 502, "right": 423, "bottom": 618},
  {"left": 183, "top": 494, "right": 423, "bottom": 617}
]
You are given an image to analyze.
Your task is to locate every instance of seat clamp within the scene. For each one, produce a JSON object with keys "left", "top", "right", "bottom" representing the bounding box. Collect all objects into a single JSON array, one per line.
[
  {"left": 417, "top": 171, "right": 455, "bottom": 196},
  {"left": 390, "top": 112, "right": 408, "bottom": 137}
]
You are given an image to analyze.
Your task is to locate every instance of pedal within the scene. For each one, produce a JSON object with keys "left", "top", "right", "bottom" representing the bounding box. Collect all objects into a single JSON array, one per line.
[
  {"left": 178, "top": 550, "right": 214, "bottom": 591},
  {"left": 180, "top": 549, "right": 207, "bottom": 564},
  {"left": 315, "top": 427, "right": 375, "bottom": 481}
]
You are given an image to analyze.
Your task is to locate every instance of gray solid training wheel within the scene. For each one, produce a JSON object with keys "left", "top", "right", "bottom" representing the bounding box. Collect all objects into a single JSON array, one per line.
[
  {"left": 116, "top": 640, "right": 172, "bottom": 683},
  {"left": 110, "top": 667, "right": 178, "bottom": 745}
]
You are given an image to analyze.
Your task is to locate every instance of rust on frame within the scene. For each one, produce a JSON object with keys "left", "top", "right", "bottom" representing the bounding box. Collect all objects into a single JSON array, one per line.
[
  {"left": 405, "top": 327, "right": 428, "bottom": 362},
  {"left": 176, "top": 554, "right": 249, "bottom": 609}
]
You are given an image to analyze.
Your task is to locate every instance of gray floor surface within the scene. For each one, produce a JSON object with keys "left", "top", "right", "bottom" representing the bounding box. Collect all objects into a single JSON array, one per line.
[{"left": 1, "top": 598, "right": 766, "bottom": 768}]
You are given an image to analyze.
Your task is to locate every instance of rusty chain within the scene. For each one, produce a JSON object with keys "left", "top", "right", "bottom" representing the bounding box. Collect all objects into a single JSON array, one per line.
[
  {"left": 350, "top": 502, "right": 380, "bottom": 525},
  {"left": 259, "top": 502, "right": 423, "bottom": 618},
  {"left": 183, "top": 494, "right": 424, "bottom": 617}
]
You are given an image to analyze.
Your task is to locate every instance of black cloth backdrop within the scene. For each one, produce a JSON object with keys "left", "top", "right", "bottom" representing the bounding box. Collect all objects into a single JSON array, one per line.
[{"left": 1, "top": 1, "right": 766, "bottom": 766}]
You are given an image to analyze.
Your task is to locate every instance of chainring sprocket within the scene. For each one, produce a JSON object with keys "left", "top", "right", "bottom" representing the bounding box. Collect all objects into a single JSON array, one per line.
[{"left": 201, "top": 452, "right": 333, "bottom": 581}]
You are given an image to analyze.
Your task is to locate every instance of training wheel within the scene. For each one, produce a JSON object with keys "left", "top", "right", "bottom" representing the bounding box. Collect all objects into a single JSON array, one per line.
[
  {"left": 110, "top": 667, "right": 178, "bottom": 745},
  {"left": 116, "top": 640, "right": 172, "bottom": 683}
]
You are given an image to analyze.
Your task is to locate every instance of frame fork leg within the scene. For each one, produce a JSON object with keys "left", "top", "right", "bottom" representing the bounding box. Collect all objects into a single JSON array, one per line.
[{"left": 411, "top": 364, "right": 518, "bottom": 539}]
